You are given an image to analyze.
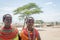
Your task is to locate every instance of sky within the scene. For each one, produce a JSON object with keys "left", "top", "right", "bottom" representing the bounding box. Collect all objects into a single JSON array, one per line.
[{"left": 0, "top": 0, "right": 60, "bottom": 23}]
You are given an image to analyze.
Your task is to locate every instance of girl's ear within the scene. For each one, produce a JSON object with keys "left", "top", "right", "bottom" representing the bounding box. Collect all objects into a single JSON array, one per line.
[{"left": 3, "top": 20, "right": 4, "bottom": 22}]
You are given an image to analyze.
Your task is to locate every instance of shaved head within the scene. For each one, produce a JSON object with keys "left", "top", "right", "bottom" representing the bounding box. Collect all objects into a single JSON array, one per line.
[{"left": 3, "top": 14, "right": 12, "bottom": 22}]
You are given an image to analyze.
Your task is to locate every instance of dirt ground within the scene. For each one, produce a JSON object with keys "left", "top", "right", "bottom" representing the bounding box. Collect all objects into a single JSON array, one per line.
[{"left": 39, "top": 27, "right": 60, "bottom": 40}]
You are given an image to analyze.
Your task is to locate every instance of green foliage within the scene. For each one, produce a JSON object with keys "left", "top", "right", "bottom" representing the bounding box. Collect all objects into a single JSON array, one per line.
[
  {"left": 13, "top": 3, "right": 43, "bottom": 19},
  {"left": 35, "top": 20, "right": 44, "bottom": 24}
]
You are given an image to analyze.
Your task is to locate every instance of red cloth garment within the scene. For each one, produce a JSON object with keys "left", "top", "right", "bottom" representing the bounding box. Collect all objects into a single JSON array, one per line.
[
  {"left": 20, "top": 28, "right": 39, "bottom": 40},
  {"left": 0, "top": 26, "right": 18, "bottom": 40}
]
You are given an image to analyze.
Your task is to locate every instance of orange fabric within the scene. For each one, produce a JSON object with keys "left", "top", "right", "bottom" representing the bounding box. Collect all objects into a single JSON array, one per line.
[
  {"left": 20, "top": 28, "right": 39, "bottom": 40},
  {"left": 20, "top": 31, "right": 28, "bottom": 40},
  {"left": 0, "top": 27, "right": 18, "bottom": 40}
]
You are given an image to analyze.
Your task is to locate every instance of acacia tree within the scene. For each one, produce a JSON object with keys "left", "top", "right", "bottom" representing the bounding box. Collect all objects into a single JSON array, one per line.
[{"left": 13, "top": 3, "right": 43, "bottom": 28}]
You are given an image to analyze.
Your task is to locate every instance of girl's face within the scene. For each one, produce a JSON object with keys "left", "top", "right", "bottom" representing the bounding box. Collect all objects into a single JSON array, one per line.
[
  {"left": 26, "top": 19, "right": 34, "bottom": 29},
  {"left": 4, "top": 16, "right": 12, "bottom": 26}
]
